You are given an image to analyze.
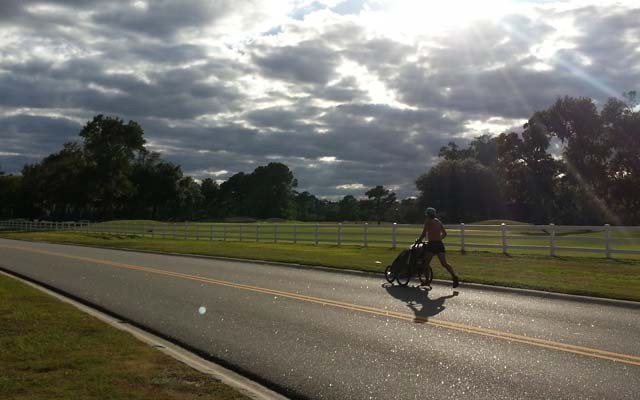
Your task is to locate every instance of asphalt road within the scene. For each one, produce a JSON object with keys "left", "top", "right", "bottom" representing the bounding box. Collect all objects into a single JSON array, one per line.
[{"left": 1, "top": 238, "right": 639, "bottom": 399}]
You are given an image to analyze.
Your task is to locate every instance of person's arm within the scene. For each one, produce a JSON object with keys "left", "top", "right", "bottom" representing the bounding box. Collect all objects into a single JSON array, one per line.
[
  {"left": 417, "top": 218, "right": 429, "bottom": 242},
  {"left": 440, "top": 222, "right": 447, "bottom": 240}
]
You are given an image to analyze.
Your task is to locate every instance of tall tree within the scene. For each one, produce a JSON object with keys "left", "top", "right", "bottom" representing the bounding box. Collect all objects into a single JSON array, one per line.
[
  {"left": 416, "top": 158, "right": 502, "bottom": 223},
  {"left": 365, "top": 185, "right": 396, "bottom": 224},
  {"left": 200, "top": 178, "right": 220, "bottom": 219},
  {"left": 80, "top": 115, "right": 146, "bottom": 218},
  {"left": 130, "top": 152, "right": 182, "bottom": 219}
]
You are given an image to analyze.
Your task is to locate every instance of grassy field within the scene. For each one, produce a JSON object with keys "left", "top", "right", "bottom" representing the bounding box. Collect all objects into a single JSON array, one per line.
[
  {"left": 0, "top": 273, "right": 249, "bottom": 400},
  {"left": 1, "top": 230, "right": 639, "bottom": 302},
  {"left": 12, "top": 219, "right": 637, "bottom": 259}
]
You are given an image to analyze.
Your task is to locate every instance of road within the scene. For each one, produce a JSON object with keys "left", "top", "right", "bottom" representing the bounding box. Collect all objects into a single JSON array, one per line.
[{"left": 1, "top": 238, "right": 639, "bottom": 399}]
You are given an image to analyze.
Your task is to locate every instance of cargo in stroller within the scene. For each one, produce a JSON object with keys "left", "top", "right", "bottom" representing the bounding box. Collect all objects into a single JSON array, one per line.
[{"left": 384, "top": 241, "right": 433, "bottom": 287}]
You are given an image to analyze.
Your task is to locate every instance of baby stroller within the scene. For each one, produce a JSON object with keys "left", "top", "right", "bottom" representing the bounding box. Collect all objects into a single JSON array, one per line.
[{"left": 385, "top": 241, "right": 433, "bottom": 287}]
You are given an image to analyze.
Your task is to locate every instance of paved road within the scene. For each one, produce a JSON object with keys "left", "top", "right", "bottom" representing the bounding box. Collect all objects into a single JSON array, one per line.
[{"left": 1, "top": 238, "right": 639, "bottom": 399}]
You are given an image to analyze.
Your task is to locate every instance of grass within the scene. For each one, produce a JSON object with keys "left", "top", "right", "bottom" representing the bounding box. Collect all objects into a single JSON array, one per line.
[
  {"left": 1, "top": 230, "right": 640, "bottom": 302},
  {"left": 69, "top": 220, "right": 640, "bottom": 259},
  {"left": 0, "top": 272, "right": 250, "bottom": 400}
]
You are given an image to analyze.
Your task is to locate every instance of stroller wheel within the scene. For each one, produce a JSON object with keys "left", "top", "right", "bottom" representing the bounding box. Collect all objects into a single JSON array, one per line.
[{"left": 384, "top": 265, "right": 395, "bottom": 283}]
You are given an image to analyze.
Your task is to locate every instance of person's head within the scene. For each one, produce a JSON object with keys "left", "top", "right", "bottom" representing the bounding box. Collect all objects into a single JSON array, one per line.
[{"left": 425, "top": 207, "right": 436, "bottom": 219}]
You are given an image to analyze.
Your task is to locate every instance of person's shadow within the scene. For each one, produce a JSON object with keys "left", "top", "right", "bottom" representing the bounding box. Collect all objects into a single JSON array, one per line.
[{"left": 383, "top": 283, "right": 459, "bottom": 323}]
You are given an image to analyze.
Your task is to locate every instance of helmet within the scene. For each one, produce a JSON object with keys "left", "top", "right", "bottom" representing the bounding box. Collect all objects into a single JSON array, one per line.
[{"left": 425, "top": 207, "right": 436, "bottom": 217}]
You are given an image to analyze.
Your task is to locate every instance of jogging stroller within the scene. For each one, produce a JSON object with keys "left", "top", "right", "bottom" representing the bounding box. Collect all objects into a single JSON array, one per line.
[{"left": 384, "top": 241, "right": 433, "bottom": 286}]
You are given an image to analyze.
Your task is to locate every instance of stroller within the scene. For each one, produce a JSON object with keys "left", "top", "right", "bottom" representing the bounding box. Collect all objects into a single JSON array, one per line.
[{"left": 385, "top": 241, "right": 433, "bottom": 287}]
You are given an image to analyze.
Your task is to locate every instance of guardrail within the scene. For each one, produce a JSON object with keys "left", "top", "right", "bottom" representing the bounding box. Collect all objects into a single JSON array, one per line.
[{"left": 1, "top": 220, "right": 639, "bottom": 258}]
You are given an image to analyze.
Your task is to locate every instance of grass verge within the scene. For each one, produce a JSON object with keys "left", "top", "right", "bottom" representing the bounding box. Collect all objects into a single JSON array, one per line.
[
  {"left": 0, "top": 272, "right": 249, "bottom": 400},
  {"left": 1, "top": 231, "right": 640, "bottom": 302}
]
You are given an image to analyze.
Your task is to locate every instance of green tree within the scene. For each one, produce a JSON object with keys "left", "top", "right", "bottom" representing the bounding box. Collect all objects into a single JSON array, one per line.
[
  {"left": 365, "top": 185, "right": 396, "bottom": 224},
  {"left": 247, "top": 163, "right": 297, "bottom": 219},
  {"left": 200, "top": 178, "right": 220, "bottom": 219},
  {"left": 338, "top": 195, "right": 359, "bottom": 221},
  {"left": 416, "top": 158, "right": 502, "bottom": 223},
  {"left": 130, "top": 152, "right": 182, "bottom": 219},
  {"left": 80, "top": 115, "right": 146, "bottom": 218}
]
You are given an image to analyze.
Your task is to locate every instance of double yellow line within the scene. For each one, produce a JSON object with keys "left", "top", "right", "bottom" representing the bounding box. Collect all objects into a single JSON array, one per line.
[{"left": 3, "top": 244, "right": 640, "bottom": 367}]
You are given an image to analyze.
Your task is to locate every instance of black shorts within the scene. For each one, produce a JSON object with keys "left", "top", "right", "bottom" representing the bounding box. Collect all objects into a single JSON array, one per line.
[{"left": 426, "top": 241, "right": 445, "bottom": 254}]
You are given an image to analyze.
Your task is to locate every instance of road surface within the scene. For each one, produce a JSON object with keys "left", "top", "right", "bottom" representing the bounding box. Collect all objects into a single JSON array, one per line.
[{"left": 1, "top": 238, "right": 639, "bottom": 399}]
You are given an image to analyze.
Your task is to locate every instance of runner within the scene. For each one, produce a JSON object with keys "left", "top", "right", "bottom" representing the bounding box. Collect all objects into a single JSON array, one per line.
[{"left": 416, "top": 207, "right": 460, "bottom": 288}]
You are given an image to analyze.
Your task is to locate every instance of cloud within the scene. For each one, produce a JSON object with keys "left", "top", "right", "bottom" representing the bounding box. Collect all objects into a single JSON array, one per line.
[{"left": 1, "top": 0, "right": 638, "bottom": 200}]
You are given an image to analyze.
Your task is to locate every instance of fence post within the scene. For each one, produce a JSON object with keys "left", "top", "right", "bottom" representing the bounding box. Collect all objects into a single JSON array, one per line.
[
  {"left": 549, "top": 223, "right": 556, "bottom": 256},
  {"left": 210, "top": 224, "right": 214, "bottom": 241},
  {"left": 338, "top": 223, "right": 342, "bottom": 246},
  {"left": 256, "top": 224, "right": 260, "bottom": 242},
  {"left": 364, "top": 223, "right": 368, "bottom": 247},
  {"left": 315, "top": 223, "right": 319, "bottom": 245},
  {"left": 460, "top": 223, "right": 466, "bottom": 254},
  {"left": 172, "top": 223, "right": 176, "bottom": 239},
  {"left": 223, "top": 224, "right": 227, "bottom": 241},
  {"left": 605, "top": 224, "right": 611, "bottom": 258},
  {"left": 501, "top": 223, "right": 507, "bottom": 254},
  {"left": 293, "top": 224, "right": 298, "bottom": 244},
  {"left": 274, "top": 224, "right": 278, "bottom": 243},
  {"left": 240, "top": 224, "right": 243, "bottom": 242},
  {"left": 392, "top": 222, "right": 397, "bottom": 249}
]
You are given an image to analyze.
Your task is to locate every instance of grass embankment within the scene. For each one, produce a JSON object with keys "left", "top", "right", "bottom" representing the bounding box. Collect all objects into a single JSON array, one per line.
[
  {"left": 1, "top": 231, "right": 639, "bottom": 302},
  {"left": 0, "top": 273, "right": 249, "bottom": 400}
]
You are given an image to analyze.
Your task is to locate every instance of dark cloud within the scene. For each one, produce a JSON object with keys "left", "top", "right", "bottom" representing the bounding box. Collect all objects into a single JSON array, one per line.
[
  {"left": 93, "top": 1, "right": 233, "bottom": 38},
  {"left": 1, "top": 1, "right": 639, "bottom": 199},
  {"left": 253, "top": 40, "right": 341, "bottom": 85},
  {"left": 0, "top": 114, "right": 81, "bottom": 172}
]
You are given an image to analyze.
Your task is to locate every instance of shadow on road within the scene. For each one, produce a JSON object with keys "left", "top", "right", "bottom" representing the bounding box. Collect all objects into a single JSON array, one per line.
[{"left": 383, "top": 283, "right": 459, "bottom": 322}]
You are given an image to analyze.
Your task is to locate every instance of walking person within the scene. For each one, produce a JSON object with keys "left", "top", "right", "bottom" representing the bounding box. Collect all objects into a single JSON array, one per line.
[{"left": 416, "top": 207, "right": 460, "bottom": 288}]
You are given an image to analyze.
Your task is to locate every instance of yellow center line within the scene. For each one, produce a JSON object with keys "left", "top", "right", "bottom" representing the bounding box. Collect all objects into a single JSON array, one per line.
[{"left": 3, "top": 244, "right": 640, "bottom": 367}]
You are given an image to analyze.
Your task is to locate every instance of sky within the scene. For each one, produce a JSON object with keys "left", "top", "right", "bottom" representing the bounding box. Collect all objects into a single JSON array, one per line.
[{"left": 0, "top": 0, "right": 638, "bottom": 199}]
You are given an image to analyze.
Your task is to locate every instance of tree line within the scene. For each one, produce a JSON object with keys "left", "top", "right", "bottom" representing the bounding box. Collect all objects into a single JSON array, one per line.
[{"left": 1, "top": 92, "right": 638, "bottom": 225}]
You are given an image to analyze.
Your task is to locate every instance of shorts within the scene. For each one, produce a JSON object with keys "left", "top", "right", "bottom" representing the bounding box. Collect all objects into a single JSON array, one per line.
[{"left": 426, "top": 241, "right": 446, "bottom": 254}]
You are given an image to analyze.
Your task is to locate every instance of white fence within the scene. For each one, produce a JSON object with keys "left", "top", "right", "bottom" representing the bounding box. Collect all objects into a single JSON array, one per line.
[{"left": 1, "top": 220, "right": 639, "bottom": 258}]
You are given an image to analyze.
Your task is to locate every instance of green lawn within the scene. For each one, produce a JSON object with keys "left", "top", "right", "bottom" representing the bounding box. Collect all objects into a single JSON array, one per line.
[
  {"left": 0, "top": 273, "right": 249, "bottom": 400},
  {"left": 17, "top": 219, "right": 638, "bottom": 259},
  {"left": 2, "top": 230, "right": 639, "bottom": 302}
]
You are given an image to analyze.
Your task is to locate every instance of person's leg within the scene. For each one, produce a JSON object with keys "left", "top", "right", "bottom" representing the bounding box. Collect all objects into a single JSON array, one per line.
[
  {"left": 436, "top": 252, "right": 459, "bottom": 288},
  {"left": 420, "top": 252, "right": 435, "bottom": 286}
]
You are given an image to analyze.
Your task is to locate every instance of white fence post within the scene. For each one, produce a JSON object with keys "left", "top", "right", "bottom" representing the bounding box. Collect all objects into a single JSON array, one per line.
[
  {"left": 460, "top": 223, "right": 465, "bottom": 254},
  {"left": 240, "top": 224, "right": 243, "bottom": 242},
  {"left": 549, "top": 223, "right": 556, "bottom": 256},
  {"left": 392, "top": 222, "right": 397, "bottom": 249},
  {"left": 274, "top": 224, "right": 278, "bottom": 243},
  {"left": 338, "top": 223, "right": 342, "bottom": 246},
  {"left": 501, "top": 223, "right": 507, "bottom": 254},
  {"left": 364, "top": 223, "right": 368, "bottom": 247},
  {"left": 315, "top": 223, "right": 319, "bottom": 245},
  {"left": 293, "top": 224, "right": 298, "bottom": 244},
  {"left": 605, "top": 224, "right": 611, "bottom": 258}
]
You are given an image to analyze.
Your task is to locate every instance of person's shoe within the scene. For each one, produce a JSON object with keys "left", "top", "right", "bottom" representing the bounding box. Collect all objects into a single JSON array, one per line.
[{"left": 452, "top": 276, "right": 459, "bottom": 288}]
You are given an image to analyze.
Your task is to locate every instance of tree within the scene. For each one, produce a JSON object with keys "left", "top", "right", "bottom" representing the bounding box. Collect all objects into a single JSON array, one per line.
[
  {"left": 200, "top": 178, "right": 220, "bottom": 219},
  {"left": 438, "top": 142, "right": 474, "bottom": 161},
  {"left": 80, "top": 115, "right": 146, "bottom": 218},
  {"left": 130, "top": 152, "right": 182, "bottom": 219},
  {"left": 246, "top": 163, "right": 297, "bottom": 219},
  {"left": 601, "top": 95, "right": 640, "bottom": 223},
  {"left": 338, "top": 195, "right": 359, "bottom": 221},
  {"left": 416, "top": 158, "right": 502, "bottom": 223},
  {"left": 0, "top": 173, "right": 22, "bottom": 219},
  {"left": 365, "top": 185, "right": 396, "bottom": 224}
]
